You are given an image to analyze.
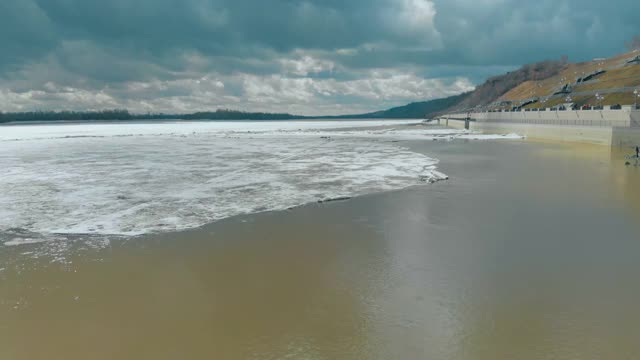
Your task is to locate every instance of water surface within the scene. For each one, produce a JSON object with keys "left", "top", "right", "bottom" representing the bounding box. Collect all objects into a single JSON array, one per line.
[{"left": 1, "top": 137, "right": 639, "bottom": 359}]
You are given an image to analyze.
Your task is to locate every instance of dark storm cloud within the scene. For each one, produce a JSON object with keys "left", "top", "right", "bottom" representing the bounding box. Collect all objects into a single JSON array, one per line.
[
  {"left": 2, "top": 0, "right": 440, "bottom": 78},
  {"left": 35, "top": 0, "right": 436, "bottom": 51},
  {"left": 0, "top": 0, "right": 638, "bottom": 114},
  {"left": 431, "top": 0, "right": 640, "bottom": 66},
  {"left": 0, "top": 1, "right": 58, "bottom": 72}
]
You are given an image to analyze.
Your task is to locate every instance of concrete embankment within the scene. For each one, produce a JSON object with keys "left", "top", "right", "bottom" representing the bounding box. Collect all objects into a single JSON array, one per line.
[{"left": 440, "top": 107, "right": 640, "bottom": 147}]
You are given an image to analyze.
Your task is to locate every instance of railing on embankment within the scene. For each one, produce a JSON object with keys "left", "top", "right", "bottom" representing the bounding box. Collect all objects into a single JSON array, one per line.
[{"left": 441, "top": 107, "right": 640, "bottom": 128}]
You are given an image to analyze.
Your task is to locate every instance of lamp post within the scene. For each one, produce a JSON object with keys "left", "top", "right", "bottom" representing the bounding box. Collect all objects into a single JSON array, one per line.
[{"left": 595, "top": 93, "right": 604, "bottom": 109}]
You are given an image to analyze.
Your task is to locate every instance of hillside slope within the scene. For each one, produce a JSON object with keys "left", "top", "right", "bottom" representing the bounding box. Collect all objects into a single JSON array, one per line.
[
  {"left": 312, "top": 93, "right": 469, "bottom": 119},
  {"left": 446, "top": 59, "right": 567, "bottom": 112},
  {"left": 365, "top": 93, "right": 470, "bottom": 119},
  {"left": 498, "top": 50, "right": 640, "bottom": 109}
]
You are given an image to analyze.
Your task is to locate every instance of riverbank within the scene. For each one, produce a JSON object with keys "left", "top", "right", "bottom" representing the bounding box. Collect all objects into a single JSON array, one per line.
[{"left": 2, "top": 139, "right": 639, "bottom": 359}]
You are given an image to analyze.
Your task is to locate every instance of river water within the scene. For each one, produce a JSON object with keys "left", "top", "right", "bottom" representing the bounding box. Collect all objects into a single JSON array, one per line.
[{"left": 1, "top": 124, "right": 639, "bottom": 359}]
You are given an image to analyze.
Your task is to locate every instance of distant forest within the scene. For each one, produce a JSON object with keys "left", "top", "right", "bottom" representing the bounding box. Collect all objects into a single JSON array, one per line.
[
  {"left": 0, "top": 94, "right": 469, "bottom": 123},
  {"left": 0, "top": 109, "right": 303, "bottom": 123}
]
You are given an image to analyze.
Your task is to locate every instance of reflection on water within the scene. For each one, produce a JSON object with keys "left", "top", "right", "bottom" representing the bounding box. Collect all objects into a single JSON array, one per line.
[
  {"left": 0, "top": 224, "right": 377, "bottom": 359},
  {"left": 535, "top": 141, "right": 640, "bottom": 211},
  {"left": 1, "top": 140, "right": 640, "bottom": 359}
]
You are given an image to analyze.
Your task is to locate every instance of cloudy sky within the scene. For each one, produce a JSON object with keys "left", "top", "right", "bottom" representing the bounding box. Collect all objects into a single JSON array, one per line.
[{"left": 1, "top": 0, "right": 639, "bottom": 115}]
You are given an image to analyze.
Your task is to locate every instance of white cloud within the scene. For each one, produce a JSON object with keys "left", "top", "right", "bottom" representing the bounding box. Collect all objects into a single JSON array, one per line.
[
  {"left": 399, "top": 0, "right": 438, "bottom": 33},
  {"left": 280, "top": 55, "right": 335, "bottom": 76},
  {"left": 385, "top": 0, "right": 442, "bottom": 47},
  {"left": 0, "top": 67, "right": 474, "bottom": 116},
  {"left": 0, "top": 88, "right": 119, "bottom": 112}
]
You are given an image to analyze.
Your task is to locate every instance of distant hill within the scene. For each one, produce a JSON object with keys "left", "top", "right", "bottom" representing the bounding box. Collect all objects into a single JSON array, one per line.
[
  {"left": 446, "top": 59, "right": 567, "bottom": 112},
  {"left": 367, "top": 93, "right": 470, "bottom": 119},
  {"left": 317, "top": 93, "right": 470, "bottom": 120}
]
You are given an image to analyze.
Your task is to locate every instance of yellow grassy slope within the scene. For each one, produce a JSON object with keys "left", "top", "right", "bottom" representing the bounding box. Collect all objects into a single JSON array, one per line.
[
  {"left": 499, "top": 51, "right": 640, "bottom": 104},
  {"left": 573, "top": 65, "right": 640, "bottom": 92}
]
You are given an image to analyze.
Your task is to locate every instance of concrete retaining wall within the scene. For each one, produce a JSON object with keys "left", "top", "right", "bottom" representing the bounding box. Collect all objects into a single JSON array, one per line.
[
  {"left": 631, "top": 111, "right": 640, "bottom": 127},
  {"left": 445, "top": 109, "right": 635, "bottom": 128},
  {"left": 448, "top": 120, "right": 614, "bottom": 145},
  {"left": 612, "top": 128, "right": 640, "bottom": 147},
  {"left": 442, "top": 109, "right": 640, "bottom": 147}
]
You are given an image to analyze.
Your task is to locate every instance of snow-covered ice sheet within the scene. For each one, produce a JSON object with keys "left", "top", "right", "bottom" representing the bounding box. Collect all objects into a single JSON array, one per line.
[{"left": 0, "top": 119, "right": 423, "bottom": 141}]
